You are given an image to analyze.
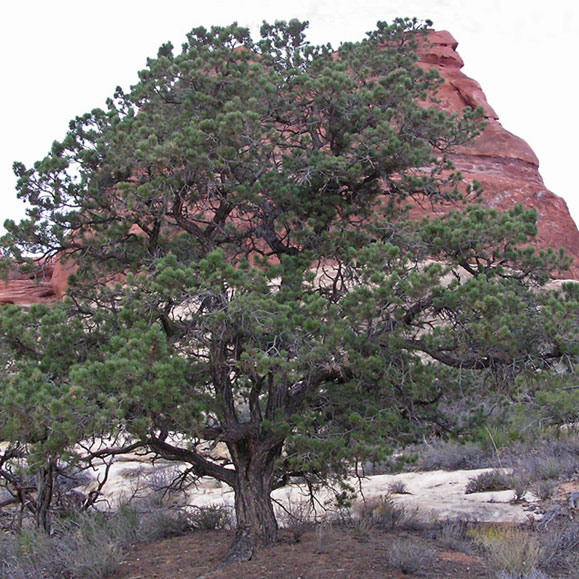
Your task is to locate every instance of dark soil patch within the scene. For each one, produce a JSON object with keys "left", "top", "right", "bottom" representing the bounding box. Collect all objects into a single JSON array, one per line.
[{"left": 109, "top": 527, "right": 490, "bottom": 578}]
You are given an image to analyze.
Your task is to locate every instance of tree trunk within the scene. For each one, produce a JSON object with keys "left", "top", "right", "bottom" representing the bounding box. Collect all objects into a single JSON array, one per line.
[
  {"left": 35, "top": 458, "right": 55, "bottom": 532},
  {"left": 221, "top": 438, "right": 282, "bottom": 565}
]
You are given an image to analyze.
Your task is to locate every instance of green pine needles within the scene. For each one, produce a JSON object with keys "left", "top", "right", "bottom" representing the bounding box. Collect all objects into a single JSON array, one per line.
[{"left": 1, "top": 18, "right": 576, "bottom": 562}]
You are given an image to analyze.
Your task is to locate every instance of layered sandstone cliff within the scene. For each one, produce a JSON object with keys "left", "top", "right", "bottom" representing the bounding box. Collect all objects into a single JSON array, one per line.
[
  {"left": 2, "top": 30, "right": 578, "bottom": 305},
  {"left": 0, "top": 263, "right": 56, "bottom": 306},
  {"left": 416, "top": 31, "right": 579, "bottom": 279}
]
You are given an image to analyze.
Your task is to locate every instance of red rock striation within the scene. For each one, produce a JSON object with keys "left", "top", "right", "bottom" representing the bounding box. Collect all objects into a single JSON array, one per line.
[
  {"left": 416, "top": 31, "right": 579, "bottom": 279},
  {"left": 1, "top": 30, "right": 577, "bottom": 306},
  {"left": 0, "top": 262, "right": 57, "bottom": 306}
]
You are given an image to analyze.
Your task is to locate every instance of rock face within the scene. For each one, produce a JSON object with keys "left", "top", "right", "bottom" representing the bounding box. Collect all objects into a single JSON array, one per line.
[
  {"left": 1, "top": 30, "right": 577, "bottom": 305},
  {"left": 0, "top": 263, "right": 57, "bottom": 306},
  {"left": 416, "top": 31, "right": 579, "bottom": 280},
  {"left": 80, "top": 452, "right": 540, "bottom": 524}
]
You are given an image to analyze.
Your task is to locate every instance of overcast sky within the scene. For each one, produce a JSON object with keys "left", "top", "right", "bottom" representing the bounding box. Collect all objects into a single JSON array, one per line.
[{"left": 2, "top": 0, "right": 577, "bottom": 235}]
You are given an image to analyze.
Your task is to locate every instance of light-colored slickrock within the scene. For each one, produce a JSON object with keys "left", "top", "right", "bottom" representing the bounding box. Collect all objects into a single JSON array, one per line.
[{"left": 79, "top": 454, "right": 540, "bottom": 524}]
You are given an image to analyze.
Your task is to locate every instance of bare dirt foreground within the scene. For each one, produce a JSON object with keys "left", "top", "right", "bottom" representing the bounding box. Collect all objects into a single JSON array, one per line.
[
  {"left": 109, "top": 527, "right": 490, "bottom": 579},
  {"left": 103, "top": 468, "right": 578, "bottom": 578}
]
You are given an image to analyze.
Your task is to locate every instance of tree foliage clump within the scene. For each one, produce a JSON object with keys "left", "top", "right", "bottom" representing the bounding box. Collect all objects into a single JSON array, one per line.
[{"left": 1, "top": 18, "right": 576, "bottom": 561}]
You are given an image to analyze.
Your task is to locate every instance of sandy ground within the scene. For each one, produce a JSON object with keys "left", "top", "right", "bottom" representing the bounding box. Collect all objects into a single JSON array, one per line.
[{"left": 109, "top": 527, "right": 491, "bottom": 579}]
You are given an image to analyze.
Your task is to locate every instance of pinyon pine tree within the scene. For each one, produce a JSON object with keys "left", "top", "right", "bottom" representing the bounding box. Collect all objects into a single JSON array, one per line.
[{"left": 1, "top": 19, "right": 576, "bottom": 562}]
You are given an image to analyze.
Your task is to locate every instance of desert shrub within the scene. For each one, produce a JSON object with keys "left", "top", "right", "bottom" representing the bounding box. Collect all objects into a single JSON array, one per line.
[
  {"left": 435, "top": 518, "right": 475, "bottom": 553},
  {"left": 95, "top": 502, "right": 141, "bottom": 545},
  {"left": 137, "top": 507, "right": 192, "bottom": 541},
  {"left": 52, "top": 515, "right": 123, "bottom": 579},
  {"left": 506, "top": 436, "right": 579, "bottom": 485},
  {"left": 314, "top": 519, "right": 334, "bottom": 554},
  {"left": 470, "top": 525, "right": 541, "bottom": 576},
  {"left": 473, "top": 424, "right": 524, "bottom": 455},
  {"left": 189, "top": 503, "right": 232, "bottom": 530},
  {"left": 0, "top": 491, "right": 200, "bottom": 578},
  {"left": 465, "top": 469, "right": 512, "bottom": 494},
  {"left": 0, "top": 500, "right": 199, "bottom": 578},
  {"left": 525, "top": 457, "right": 564, "bottom": 481},
  {"left": 356, "top": 495, "right": 406, "bottom": 530},
  {"left": 0, "top": 517, "right": 122, "bottom": 579},
  {"left": 496, "top": 569, "right": 550, "bottom": 579},
  {"left": 277, "top": 497, "right": 315, "bottom": 542},
  {"left": 108, "top": 471, "right": 197, "bottom": 542},
  {"left": 509, "top": 474, "right": 529, "bottom": 503},
  {"left": 361, "top": 452, "right": 419, "bottom": 475},
  {"left": 387, "top": 480, "right": 409, "bottom": 494},
  {"left": 142, "top": 465, "right": 188, "bottom": 508},
  {"left": 0, "top": 530, "right": 54, "bottom": 578},
  {"left": 537, "top": 518, "right": 579, "bottom": 575},
  {"left": 533, "top": 479, "right": 556, "bottom": 501},
  {"left": 354, "top": 494, "right": 421, "bottom": 531},
  {"left": 0, "top": 533, "right": 32, "bottom": 579},
  {"left": 121, "top": 486, "right": 193, "bottom": 542},
  {"left": 327, "top": 504, "right": 355, "bottom": 528},
  {"left": 359, "top": 460, "right": 395, "bottom": 476},
  {"left": 388, "top": 538, "right": 436, "bottom": 574},
  {"left": 417, "top": 440, "right": 488, "bottom": 471}
]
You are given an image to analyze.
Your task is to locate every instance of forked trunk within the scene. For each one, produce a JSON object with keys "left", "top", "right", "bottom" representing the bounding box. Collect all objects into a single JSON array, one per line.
[{"left": 221, "top": 439, "right": 281, "bottom": 565}]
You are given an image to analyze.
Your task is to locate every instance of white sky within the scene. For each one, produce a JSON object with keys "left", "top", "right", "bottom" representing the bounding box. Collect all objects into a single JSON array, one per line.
[{"left": 2, "top": 0, "right": 577, "bottom": 235}]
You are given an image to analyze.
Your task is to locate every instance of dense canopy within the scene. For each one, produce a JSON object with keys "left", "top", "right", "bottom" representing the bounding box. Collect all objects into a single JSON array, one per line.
[{"left": 1, "top": 18, "right": 577, "bottom": 561}]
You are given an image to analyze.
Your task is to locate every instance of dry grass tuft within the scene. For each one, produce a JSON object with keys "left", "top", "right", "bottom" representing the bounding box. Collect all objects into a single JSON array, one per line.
[
  {"left": 388, "top": 537, "right": 436, "bottom": 574},
  {"left": 470, "top": 525, "right": 541, "bottom": 576}
]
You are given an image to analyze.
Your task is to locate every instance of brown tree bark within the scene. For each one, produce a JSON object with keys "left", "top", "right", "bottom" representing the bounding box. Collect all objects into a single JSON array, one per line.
[
  {"left": 221, "top": 436, "right": 283, "bottom": 565},
  {"left": 35, "top": 458, "right": 55, "bottom": 532}
]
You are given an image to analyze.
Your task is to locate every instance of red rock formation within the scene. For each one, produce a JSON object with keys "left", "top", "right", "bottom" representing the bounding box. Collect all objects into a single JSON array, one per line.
[
  {"left": 416, "top": 31, "right": 579, "bottom": 279},
  {"left": 0, "top": 262, "right": 56, "bottom": 306},
  {"left": 50, "top": 257, "right": 76, "bottom": 298},
  {"left": 1, "top": 30, "right": 577, "bottom": 306}
]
